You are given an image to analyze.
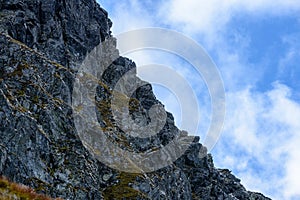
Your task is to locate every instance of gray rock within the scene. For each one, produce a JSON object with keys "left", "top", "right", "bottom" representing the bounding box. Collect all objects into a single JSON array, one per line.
[{"left": 0, "top": 0, "right": 112, "bottom": 70}]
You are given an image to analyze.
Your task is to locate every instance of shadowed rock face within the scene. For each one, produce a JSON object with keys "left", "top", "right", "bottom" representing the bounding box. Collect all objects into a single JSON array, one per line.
[
  {"left": 0, "top": 0, "right": 112, "bottom": 69},
  {"left": 0, "top": 0, "right": 271, "bottom": 199}
]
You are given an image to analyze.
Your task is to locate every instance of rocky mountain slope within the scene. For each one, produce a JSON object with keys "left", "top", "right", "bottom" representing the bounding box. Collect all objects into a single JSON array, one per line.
[{"left": 0, "top": 0, "right": 271, "bottom": 199}]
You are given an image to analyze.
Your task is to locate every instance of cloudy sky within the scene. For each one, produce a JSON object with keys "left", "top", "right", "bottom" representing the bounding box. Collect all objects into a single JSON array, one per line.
[{"left": 97, "top": 0, "right": 300, "bottom": 199}]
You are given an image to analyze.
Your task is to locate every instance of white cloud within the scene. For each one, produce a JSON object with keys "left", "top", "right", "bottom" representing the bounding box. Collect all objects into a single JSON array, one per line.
[
  {"left": 224, "top": 87, "right": 263, "bottom": 153},
  {"left": 160, "top": 0, "right": 300, "bottom": 36},
  {"left": 266, "top": 83, "right": 300, "bottom": 128},
  {"left": 265, "top": 84, "right": 300, "bottom": 199},
  {"left": 213, "top": 83, "right": 300, "bottom": 199}
]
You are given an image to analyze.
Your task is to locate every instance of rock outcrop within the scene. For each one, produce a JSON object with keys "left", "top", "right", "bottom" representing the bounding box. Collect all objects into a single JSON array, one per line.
[{"left": 0, "top": 0, "right": 271, "bottom": 199}]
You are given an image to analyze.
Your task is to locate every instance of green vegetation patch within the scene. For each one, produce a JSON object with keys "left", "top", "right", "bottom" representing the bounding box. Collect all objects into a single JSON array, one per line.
[{"left": 103, "top": 172, "right": 147, "bottom": 200}]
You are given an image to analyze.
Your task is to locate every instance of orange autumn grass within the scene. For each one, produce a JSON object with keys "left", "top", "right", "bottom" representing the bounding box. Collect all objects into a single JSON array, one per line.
[{"left": 0, "top": 176, "right": 63, "bottom": 200}]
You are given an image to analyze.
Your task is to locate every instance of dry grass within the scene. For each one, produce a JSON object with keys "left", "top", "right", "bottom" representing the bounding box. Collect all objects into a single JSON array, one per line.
[{"left": 0, "top": 176, "right": 63, "bottom": 200}]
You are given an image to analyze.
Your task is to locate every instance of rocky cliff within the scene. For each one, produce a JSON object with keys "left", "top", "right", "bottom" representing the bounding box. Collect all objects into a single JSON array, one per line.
[{"left": 0, "top": 0, "right": 271, "bottom": 199}]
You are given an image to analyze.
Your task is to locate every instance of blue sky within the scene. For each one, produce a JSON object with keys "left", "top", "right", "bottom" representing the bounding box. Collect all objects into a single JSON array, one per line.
[{"left": 97, "top": 0, "right": 300, "bottom": 199}]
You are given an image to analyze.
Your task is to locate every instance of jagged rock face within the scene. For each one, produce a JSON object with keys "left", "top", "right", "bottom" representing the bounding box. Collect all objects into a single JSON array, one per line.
[
  {"left": 0, "top": 0, "right": 112, "bottom": 69},
  {"left": 0, "top": 0, "right": 271, "bottom": 200},
  {"left": 0, "top": 33, "right": 107, "bottom": 199}
]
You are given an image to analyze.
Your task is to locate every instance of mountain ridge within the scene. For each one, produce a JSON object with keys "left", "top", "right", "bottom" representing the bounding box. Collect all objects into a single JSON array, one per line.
[{"left": 0, "top": 0, "right": 271, "bottom": 199}]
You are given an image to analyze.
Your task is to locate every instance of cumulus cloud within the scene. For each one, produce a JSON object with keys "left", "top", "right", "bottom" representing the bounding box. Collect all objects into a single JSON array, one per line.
[{"left": 212, "top": 83, "right": 300, "bottom": 199}]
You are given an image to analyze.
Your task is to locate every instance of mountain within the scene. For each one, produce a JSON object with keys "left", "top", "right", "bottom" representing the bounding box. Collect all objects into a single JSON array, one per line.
[{"left": 0, "top": 0, "right": 271, "bottom": 199}]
